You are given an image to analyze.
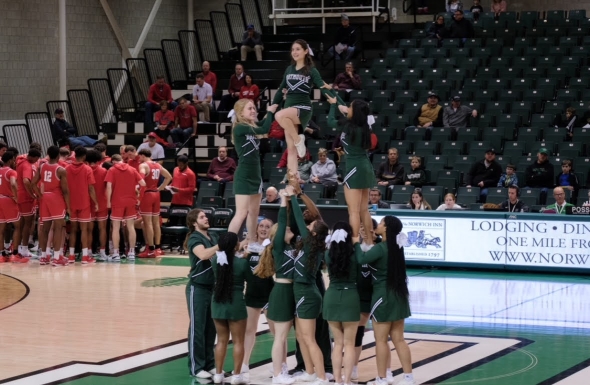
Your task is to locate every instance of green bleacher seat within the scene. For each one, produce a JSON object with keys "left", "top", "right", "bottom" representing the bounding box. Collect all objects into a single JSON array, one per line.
[
  {"left": 543, "top": 101, "right": 567, "bottom": 116},
  {"left": 383, "top": 78, "right": 408, "bottom": 92},
  {"left": 441, "top": 141, "right": 465, "bottom": 156},
  {"left": 429, "top": 48, "right": 449, "bottom": 59},
  {"left": 350, "top": 90, "right": 370, "bottom": 102},
  {"left": 456, "top": 127, "right": 479, "bottom": 142},
  {"left": 304, "top": 190, "right": 322, "bottom": 202},
  {"left": 503, "top": 141, "right": 527, "bottom": 158},
  {"left": 385, "top": 47, "right": 404, "bottom": 60},
  {"left": 497, "top": 114, "right": 522, "bottom": 129},
  {"left": 200, "top": 196, "right": 223, "bottom": 208},
  {"left": 412, "top": 79, "right": 432, "bottom": 91},
  {"left": 392, "top": 57, "right": 413, "bottom": 68},
  {"left": 487, "top": 188, "right": 508, "bottom": 203},
  {"left": 414, "top": 141, "right": 438, "bottom": 156},
  {"left": 568, "top": 9, "right": 586, "bottom": 19},
  {"left": 407, "top": 48, "right": 427, "bottom": 60},
  {"left": 441, "top": 39, "right": 461, "bottom": 49},
  {"left": 501, "top": 46, "right": 523, "bottom": 58},
  {"left": 530, "top": 114, "right": 554, "bottom": 127},
  {"left": 457, "top": 187, "right": 480, "bottom": 204},
  {"left": 398, "top": 39, "right": 417, "bottom": 49},
  {"left": 510, "top": 102, "right": 533, "bottom": 122},
  {"left": 430, "top": 127, "right": 453, "bottom": 141},
  {"left": 420, "top": 38, "right": 439, "bottom": 50},
  {"left": 557, "top": 142, "right": 583, "bottom": 158},
  {"left": 316, "top": 198, "right": 340, "bottom": 206},
  {"left": 394, "top": 90, "right": 417, "bottom": 104},
  {"left": 473, "top": 90, "right": 496, "bottom": 104},
  {"left": 405, "top": 127, "right": 425, "bottom": 142},
  {"left": 521, "top": 188, "right": 542, "bottom": 205},
  {"left": 468, "top": 141, "right": 492, "bottom": 157},
  {"left": 390, "top": 185, "right": 413, "bottom": 204},
  {"left": 556, "top": 89, "right": 580, "bottom": 102},
  {"left": 519, "top": 126, "right": 542, "bottom": 141},
  {"left": 485, "top": 101, "right": 508, "bottom": 115},
  {"left": 481, "top": 129, "right": 503, "bottom": 151},
  {"left": 474, "top": 113, "right": 495, "bottom": 128},
  {"left": 494, "top": 155, "right": 511, "bottom": 166},
  {"left": 390, "top": 140, "right": 413, "bottom": 155},
  {"left": 269, "top": 168, "right": 287, "bottom": 184}
]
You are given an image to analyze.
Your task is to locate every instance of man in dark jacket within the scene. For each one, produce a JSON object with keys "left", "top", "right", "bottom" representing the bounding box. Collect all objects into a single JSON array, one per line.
[
  {"left": 448, "top": 10, "right": 474, "bottom": 40},
  {"left": 326, "top": 14, "right": 357, "bottom": 61},
  {"left": 525, "top": 147, "right": 554, "bottom": 204},
  {"left": 240, "top": 24, "right": 264, "bottom": 61},
  {"left": 376, "top": 147, "right": 405, "bottom": 187},
  {"left": 52, "top": 108, "right": 103, "bottom": 148},
  {"left": 466, "top": 148, "right": 502, "bottom": 202}
]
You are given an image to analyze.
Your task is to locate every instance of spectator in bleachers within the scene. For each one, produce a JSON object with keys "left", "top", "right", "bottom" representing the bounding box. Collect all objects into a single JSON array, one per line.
[
  {"left": 277, "top": 149, "right": 311, "bottom": 168},
  {"left": 202, "top": 61, "right": 218, "bottom": 94},
  {"left": 241, "top": 24, "right": 264, "bottom": 61},
  {"left": 555, "top": 159, "right": 579, "bottom": 197},
  {"left": 427, "top": 15, "right": 447, "bottom": 40},
  {"left": 261, "top": 186, "right": 281, "bottom": 204},
  {"left": 137, "top": 133, "right": 165, "bottom": 163},
  {"left": 154, "top": 100, "right": 175, "bottom": 144},
  {"left": 172, "top": 98, "right": 197, "bottom": 146},
  {"left": 525, "top": 148, "right": 554, "bottom": 203},
  {"left": 309, "top": 148, "right": 338, "bottom": 184},
  {"left": 543, "top": 187, "right": 573, "bottom": 214},
  {"left": 145, "top": 75, "right": 177, "bottom": 127},
  {"left": 376, "top": 147, "right": 405, "bottom": 186},
  {"left": 446, "top": 0, "right": 463, "bottom": 13},
  {"left": 448, "top": 10, "right": 474, "bottom": 41},
  {"left": 192, "top": 73, "right": 213, "bottom": 123},
  {"left": 206, "top": 146, "right": 236, "bottom": 183},
  {"left": 218, "top": 63, "right": 246, "bottom": 112},
  {"left": 404, "top": 156, "right": 426, "bottom": 187},
  {"left": 169, "top": 155, "right": 196, "bottom": 207},
  {"left": 470, "top": 0, "right": 484, "bottom": 19},
  {"left": 553, "top": 107, "right": 581, "bottom": 142},
  {"left": 332, "top": 62, "right": 362, "bottom": 91},
  {"left": 52, "top": 108, "right": 106, "bottom": 148},
  {"left": 497, "top": 164, "right": 518, "bottom": 188},
  {"left": 326, "top": 14, "right": 357, "bottom": 61},
  {"left": 239, "top": 74, "right": 260, "bottom": 104},
  {"left": 465, "top": 148, "right": 502, "bottom": 202},
  {"left": 491, "top": 0, "right": 507, "bottom": 17},
  {"left": 369, "top": 187, "right": 390, "bottom": 208},
  {"left": 500, "top": 186, "right": 529, "bottom": 212},
  {"left": 406, "top": 91, "right": 443, "bottom": 139},
  {"left": 443, "top": 96, "right": 477, "bottom": 129},
  {"left": 583, "top": 117, "right": 590, "bottom": 128},
  {"left": 408, "top": 188, "right": 432, "bottom": 210},
  {"left": 436, "top": 193, "right": 462, "bottom": 210},
  {"left": 281, "top": 154, "right": 313, "bottom": 184}
]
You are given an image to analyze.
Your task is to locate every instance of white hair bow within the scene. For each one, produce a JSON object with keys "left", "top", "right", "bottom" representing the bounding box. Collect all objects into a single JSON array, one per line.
[
  {"left": 396, "top": 232, "right": 409, "bottom": 248},
  {"left": 228, "top": 109, "right": 237, "bottom": 124},
  {"left": 308, "top": 47, "right": 314, "bottom": 56},
  {"left": 216, "top": 251, "right": 228, "bottom": 265},
  {"left": 367, "top": 115, "right": 375, "bottom": 128},
  {"left": 325, "top": 229, "right": 348, "bottom": 245},
  {"left": 262, "top": 239, "right": 271, "bottom": 247}
]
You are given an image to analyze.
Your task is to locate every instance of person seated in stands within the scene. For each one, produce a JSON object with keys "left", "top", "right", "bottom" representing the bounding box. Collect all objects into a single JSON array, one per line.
[
  {"left": 145, "top": 75, "right": 177, "bottom": 127},
  {"left": 241, "top": 24, "right": 264, "bottom": 61},
  {"left": 261, "top": 186, "right": 281, "bottom": 204},
  {"left": 436, "top": 193, "right": 462, "bottom": 210},
  {"left": 543, "top": 187, "right": 573, "bottom": 214},
  {"left": 369, "top": 187, "right": 390, "bottom": 208},
  {"left": 206, "top": 146, "right": 236, "bottom": 183},
  {"left": 555, "top": 159, "right": 579, "bottom": 199},
  {"left": 218, "top": 63, "right": 246, "bottom": 112},
  {"left": 192, "top": 73, "right": 213, "bottom": 123},
  {"left": 491, "top": 0, "right": 506, "bottom": 17},
  {"left": 376, "top": 147, "right": 405, "bottom": 187},
  {"left": 465, "top": 148, "right": 502, "bottom": 202},
  {"left": 448, "top": 10, "right": 474, "bottom": 41},
  {"left": 553, "top": 107, "right": 581, "bottom": 142},
  {"left": 446, "top": 0, "right": 463, "bottom": 13},
  {"left": 309, "top": 148, "right": 338, "bottom": 184},
  {"left": 169, "top": 155, "right": 197, "bottom": 208},
  {"left": 332, "top": 62, "right": 362, "bottom": 91},
  {"left": 500, "top": 186, "right": 529, "bottom": 212},
  {"left": 406, "top": 91, "right": 443, "bottom": 139},
  {"left": 404, "top": 156, "right": 426, "bottom": 187},
  {"left": 282, "top": 154, "right": 313, "bottom": 184},
  {"left": 427, "top": 15, "right": 447, "bottom": 40},
  {"left": 470, "top": 0, "right": 484, "bottom": 19},
  {"left": 525, "top": 147, "right": 554, "bottom": 204},
  {"left": 202, "top": 61, "right": 217, "bottom": 94},
  {"left": 52, "top": 108, "right": 105, "bottom": 147},
  {"left": 137, "top": 132, "right": 165, "bottom": 163},
  {"left": 154, "top": 100, "right": 175, "bottom": 145},
  {"left": 443, "top": 96, "right": 478, "bottom": 129},
  {"left": 583, "top": 117, "right": 590, "bottom": 128},
  {"left": 172, "top": 98, "right": 197, "bottom": 146},
  {"left": 326, "top": 14, "right": 357, "bottom": 61},
  {"left": 94, "top": 142, "right": 111, "bottom": 164},
  {"left": 497, "top": 164, "right": 518, "bottom": 188},
  {"left": 239, "top": 74, "right": 260, "bottom": 104},
  {"left": 277, "top": 148, "right": 311, "bottom": 168},
  {"left": 408, "top": 188, "right": 432, "bottom": 210}
]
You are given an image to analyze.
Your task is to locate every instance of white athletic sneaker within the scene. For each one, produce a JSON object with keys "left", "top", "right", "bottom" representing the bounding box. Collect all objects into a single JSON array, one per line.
[
  {"left": 395, "top": 379, "right": 415, "bottom": 385},
  {"left": 213, "top": 373, "right": 225, "bottom": 383},
  {"left": 282, "top": 363, "right": 289, "bottom": 376},
  {"left": 195, "top": 370, "right": 213, "bottom": 379},
  {"left": 230, "top": 374, "right": 248, "bottom": 384},
  {"left": 108, "top": 254, "right": 120, "bottom": 262},
  {"left": 325, "top": 373, "right": 334, "bottom": 381},
  {"left": 367, "top": 377, "right": 388, "bottom": 385},
  {"left": 293, "top": 372, "right": 317, "bottom": 383},
  {"left": 127, "top": 253, "right": 136, "bottom": 261},
  {"left": 351, "top": 367, "right": 358, "bottom": 381},
  {"left": 310, "top": 379, "right": 330, "bottom": 385},
  {"left": 295, "top": 134, "right": 307, "bottom": 158},
  {"left": 273, "top": 374, "right": 296, "bottom": 385},
  {"left": 96, "top": 254, "right": 108, "bottom": 262}
]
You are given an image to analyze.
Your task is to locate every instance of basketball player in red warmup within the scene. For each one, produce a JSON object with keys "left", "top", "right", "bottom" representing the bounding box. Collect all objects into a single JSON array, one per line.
[
  {"left": 66, "top": 147, "right": 98, "bottom": 264},
  {"left": 16, "top": 148, "right": 41, "bottom": 261},
  {"left": 0, "top": 152, "right": 25, "bottom": 263},
  {"left": 169, "top": 155, "right": 197, "bottom": 207},
  {"left": 31, "top": 146, "right": 71, "bottom": 266},
  {"left": 124, "top": 145, "right": 141, "bottom": 171},
  {"left": 105, "top": 154, "right": 145, "bottom": 261},
  {"left": 86, "top": 150, "right": 109, "bottom": 261},
  {"left": 137, "top": 149, "right": 172, "bottom": 258}
]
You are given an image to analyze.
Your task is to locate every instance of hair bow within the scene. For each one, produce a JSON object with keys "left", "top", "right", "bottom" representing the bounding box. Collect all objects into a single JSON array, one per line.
[
  {"left": 367, "top": 115, "right": 376, "bottom": 127},
  {"left": 262, "top": 239, "right": 271, "bottom": 247},
  {"left": 228, "top": 109, "right": 237, "bottom": 124},
  {"left": 308, "top": 47, "right": 314, "bottom": 57},
  {"left": 216, "top": 251, "right": 228, "bottom": 265},
  {"left": 325, "top": 229, "right": 348, "bottom": 245},
  {"left": 396, "top": 232, "right": 409, "bottom": 248}
]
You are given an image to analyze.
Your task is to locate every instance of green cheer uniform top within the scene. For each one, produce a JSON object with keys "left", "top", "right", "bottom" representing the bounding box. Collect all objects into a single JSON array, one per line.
[
  {"left": 355, "top": 242, "right": 411, "bottom": 322},
  {"left": 187, "top": 231, "right": 219, "bottom": 287},
  {"left": 328, "top": 103, "right": 374, "bottom": 190},
  {"left": 232, "top": 112, "right": 274, "bottom": 195},
  {"left": 211, "top": 255, "right": 253, "bottom": 320},
  {"left": 244, "top": 241, "right": 275, "bottom": 308},
  {"left": 323, "top": 249, "right": 360, "bottom": 322}
]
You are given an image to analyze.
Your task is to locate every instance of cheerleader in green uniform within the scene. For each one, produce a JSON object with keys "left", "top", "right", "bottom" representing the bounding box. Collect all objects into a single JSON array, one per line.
[
  {"left": 211, "top": 232, "right": 253, "bottom": 385},
  {"left": 326, "top": 96, "right": 375, "bottom": 250},
  {"left": 353, "top": 216, "right": 415, "bottom": 385},
  {"left": 227, "top": 99, "right": 278, "bottom": 243},
  {"left": 242, "top": 218, "right": 275, "bottom": 376},
  {"left": 323, "top": 221, "right": 360, "bottom": 385},
  {"left": 255, "top": 190, "right": 297, "bottom": 384},
  {"left": 289, "top": 186, "right": 330, "bottom": 385},
  {"left": 273, "top": 39, "right": 344, "bottom": 188}
]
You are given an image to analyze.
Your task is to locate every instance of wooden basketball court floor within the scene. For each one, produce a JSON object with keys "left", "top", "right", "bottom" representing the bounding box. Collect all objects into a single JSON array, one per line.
[{"left": 1, "top": 256, "right": 590, "bottom": 385}]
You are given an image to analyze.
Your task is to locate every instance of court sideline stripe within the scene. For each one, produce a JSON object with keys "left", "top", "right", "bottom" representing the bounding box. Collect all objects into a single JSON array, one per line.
[{"left": 536, "top": 357, "right": 590, "bottom": 385}]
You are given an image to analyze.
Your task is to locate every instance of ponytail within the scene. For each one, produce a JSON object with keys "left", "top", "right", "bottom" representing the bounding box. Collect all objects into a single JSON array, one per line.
[
  {"left": 384, "top": 216, "right": 409, "bottom": 301},
  {"left": 183, "top": 209, "right": 203, "bottom": 251},
  {"left": 254, "top": 224, "right": 279, "bottom": 278},
  {"left": 213, "top": 232, "right": 238, "bottom": 304}
]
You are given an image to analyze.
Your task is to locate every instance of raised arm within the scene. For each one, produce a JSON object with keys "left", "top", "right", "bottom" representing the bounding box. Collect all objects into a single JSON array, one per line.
[
  {"left": 274, "top": 205, "right": 288, "bottom": 251},
  {"left": 354, "top": 242, "right": 382, "bottom": 265},
  {"left": 272, "top": 70, "right": 288, "bottom": 105},
  {"left": 290, "top": 196, "right": 309, "bottom": 238}
]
